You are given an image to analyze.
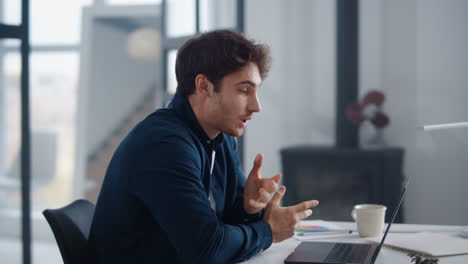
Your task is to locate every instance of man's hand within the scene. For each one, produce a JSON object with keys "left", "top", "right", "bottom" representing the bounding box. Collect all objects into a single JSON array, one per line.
[
  {"left": 263, "top": 186, "right": 319, "bottom": 243},
  {"left": 244, "top": 153, "right": 281, "bottom": 215}
]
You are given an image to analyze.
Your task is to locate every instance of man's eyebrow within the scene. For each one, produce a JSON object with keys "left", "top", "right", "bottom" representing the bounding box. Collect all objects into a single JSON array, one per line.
[{"left": 235, "top": 80, "right": 257, "bottom": 87}]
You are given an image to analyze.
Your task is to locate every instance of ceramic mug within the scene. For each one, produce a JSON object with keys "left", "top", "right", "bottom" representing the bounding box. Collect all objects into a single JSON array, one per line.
[{"left": 351, "top": 204, "right": 386, "bottom": 237}]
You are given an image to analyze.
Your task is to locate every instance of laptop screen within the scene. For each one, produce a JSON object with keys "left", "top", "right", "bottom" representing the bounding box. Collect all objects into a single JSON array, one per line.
[{"left": 370, "top": 179, "right": 409, "bottom": 263}]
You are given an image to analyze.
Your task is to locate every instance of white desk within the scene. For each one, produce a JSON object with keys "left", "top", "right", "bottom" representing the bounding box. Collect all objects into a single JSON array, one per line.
[{"left": 243, "top": 221, "right": 468, "bottom": 264}]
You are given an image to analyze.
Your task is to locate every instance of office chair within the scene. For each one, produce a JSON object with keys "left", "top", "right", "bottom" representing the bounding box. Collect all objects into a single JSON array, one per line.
[{"left": 43, "top": 199, "right": 95, "bottom": 264}]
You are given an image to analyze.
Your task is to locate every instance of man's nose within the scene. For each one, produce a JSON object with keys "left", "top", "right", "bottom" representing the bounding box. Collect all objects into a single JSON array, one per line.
[{"left": 249, "top": 95, "right": 261, "bottom": 113}]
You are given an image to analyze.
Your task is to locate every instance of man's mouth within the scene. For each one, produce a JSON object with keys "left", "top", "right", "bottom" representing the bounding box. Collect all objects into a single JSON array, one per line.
[{"left": 241, "top": 117, "right": 252, "bottom": 127}]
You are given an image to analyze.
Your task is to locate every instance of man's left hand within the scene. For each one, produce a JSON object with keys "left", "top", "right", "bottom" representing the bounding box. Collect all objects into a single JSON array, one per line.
[{"left": 244, "top": 153, "right": 281, "bottom": 215}]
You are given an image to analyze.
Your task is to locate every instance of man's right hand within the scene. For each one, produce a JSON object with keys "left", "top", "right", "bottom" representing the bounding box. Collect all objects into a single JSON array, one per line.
[{"left": 263, "top": 186, "right": 319, "bottom": 243}]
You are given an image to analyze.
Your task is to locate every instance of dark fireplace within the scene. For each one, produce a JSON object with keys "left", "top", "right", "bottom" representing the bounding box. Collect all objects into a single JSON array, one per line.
[{"left": 281, "top": 146, "right": 404, "bottom": 223}]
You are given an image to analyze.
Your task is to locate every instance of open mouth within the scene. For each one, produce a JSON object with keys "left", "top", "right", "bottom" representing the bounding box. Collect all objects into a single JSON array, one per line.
[{"left": 241, "top": 117, "right": 252, "bottom": 127}]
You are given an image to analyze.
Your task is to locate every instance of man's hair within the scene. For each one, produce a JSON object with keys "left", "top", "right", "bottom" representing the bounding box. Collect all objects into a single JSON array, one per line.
[{"left": 175, "top": 29, "right": 271, "bottom": 96}]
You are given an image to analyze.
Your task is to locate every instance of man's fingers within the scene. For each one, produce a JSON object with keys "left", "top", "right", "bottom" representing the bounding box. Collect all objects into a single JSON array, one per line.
[
  {"left": 259, "top": 187, "right": 268, "bottom": 198},
  {"left": 251, "top": 153, "right": 263, "bottom": 177},
  {"left": 261, "top": 178, "right": 279, "bottom": 193},
  {"left": 249, "top": 199, "right": 266, "bottom": 209},
  {"left": 258, "top": 188, "right": 273, "bottom": 204},
  {"left": 297, "top": 209, "right": 313, "bottom": 220},
  {"left": 290, "top": 200, "right": 319, "bottom": 213},
  {"left": 272, "top": 173, "right": 281, "bottom": 184},
  {"left": 263, "top": 174, "right": 280, "bottom": 193},
  {"left": 270, "top": 185, "right": 286, "bottom": 205}
]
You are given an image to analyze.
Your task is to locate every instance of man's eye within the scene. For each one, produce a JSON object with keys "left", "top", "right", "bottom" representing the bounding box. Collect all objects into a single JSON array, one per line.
[{"left": 240, "top": 90, "right": 249, "bottom": 94}]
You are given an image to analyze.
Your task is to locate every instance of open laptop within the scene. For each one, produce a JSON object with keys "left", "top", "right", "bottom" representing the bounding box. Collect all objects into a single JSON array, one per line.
[{"left": 284, "top": 179, "right": 409, "bottom": 264}]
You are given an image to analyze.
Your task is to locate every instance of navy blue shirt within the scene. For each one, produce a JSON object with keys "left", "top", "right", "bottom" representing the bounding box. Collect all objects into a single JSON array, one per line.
[{"left": 90, "top": 94, "right": 273, "bottom": 263}]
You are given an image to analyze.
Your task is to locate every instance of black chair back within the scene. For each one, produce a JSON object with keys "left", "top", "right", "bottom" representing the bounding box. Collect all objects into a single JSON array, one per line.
[{"left": 43, "top": 199, "right": 95, "bottom": 264}]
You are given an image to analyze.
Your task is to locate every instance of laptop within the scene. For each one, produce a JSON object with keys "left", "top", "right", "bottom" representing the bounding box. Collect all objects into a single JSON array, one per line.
[{"left": 284, "top": 179, "right": 409, "bottom": 264}]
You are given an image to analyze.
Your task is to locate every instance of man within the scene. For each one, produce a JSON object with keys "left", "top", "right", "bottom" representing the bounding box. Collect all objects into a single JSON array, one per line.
[{"left": 90, "top": 29, "right": 319, "bottom": 263}]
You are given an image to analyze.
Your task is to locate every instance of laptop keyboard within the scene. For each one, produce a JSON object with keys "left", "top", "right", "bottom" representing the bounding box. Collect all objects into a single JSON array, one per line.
[{"left": 323, "top": 243, "right": 372, "bottom": 264}]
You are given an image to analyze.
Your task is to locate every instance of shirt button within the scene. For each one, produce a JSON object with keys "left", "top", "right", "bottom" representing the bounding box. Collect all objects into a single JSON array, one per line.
[{"left": 206, "top": 140, "right": 211, "bottom": 145}]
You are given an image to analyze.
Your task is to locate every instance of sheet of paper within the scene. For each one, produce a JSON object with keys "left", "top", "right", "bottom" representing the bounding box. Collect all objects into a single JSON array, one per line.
[
  {"left": 294, "top": 220, "right": 354, "bottom": 241},
  {"left": 366, "top": 232, "right": 468, "bottom": 257}
]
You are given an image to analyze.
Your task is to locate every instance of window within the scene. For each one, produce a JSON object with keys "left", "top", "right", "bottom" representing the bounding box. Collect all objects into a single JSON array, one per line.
[
  {"left": 166, "top": 49, "right": 177, "bottom": 95},
  {"left": 165, "top": 0, "right": 196, "bottom": 37},
  {"left": 0, "top": 1, "right": 90, "bottom": 264},
  {"left": 107, "top": 0, "right": 161, "bottom": 5},
  {"left": 200, "top": 0, "right": 237, "bottom": 32}
]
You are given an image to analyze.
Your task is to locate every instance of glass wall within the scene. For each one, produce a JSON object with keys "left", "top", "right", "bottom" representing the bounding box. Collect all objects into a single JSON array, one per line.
[
  {"left": 1, "top": 0, "right": 20, "bottom": 25},
  {"left": 166, "top": 49, "right": 178, "bottom": 95},
  {"left": 0, "top": 1, "right": 88, "bottom": 263},
  {"left": 107, "top": 0, "right": 161, "bottom": 5},
  {"left": 200, "top": 0, "right": 237, "bottom": 32},
  {"left": 0, "top": 0, "right": 242, "bottom": 263},
  {"left": 0, "top": 41, "right": 22, "bottom": 264},
  {"left": 165, "top": 0, "right": 196, "bottom": 37},
  {"left": 162, "top": 0, "right": 239, "bottom": 97}
]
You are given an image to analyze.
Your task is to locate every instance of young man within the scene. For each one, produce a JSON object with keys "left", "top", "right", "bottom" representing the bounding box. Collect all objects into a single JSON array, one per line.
[{"left": 90, "top": 30, "right": 318, "bottom": 263}]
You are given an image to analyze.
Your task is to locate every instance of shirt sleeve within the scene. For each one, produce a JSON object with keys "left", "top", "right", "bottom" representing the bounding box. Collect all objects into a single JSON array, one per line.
[{"left": 128, "top": 136, "right": 272, "bottom": 264}]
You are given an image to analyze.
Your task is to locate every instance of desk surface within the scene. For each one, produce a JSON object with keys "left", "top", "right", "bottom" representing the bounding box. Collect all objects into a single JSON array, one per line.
[{"left": 242, "top": 221, "right": 468, "bottom": 264}]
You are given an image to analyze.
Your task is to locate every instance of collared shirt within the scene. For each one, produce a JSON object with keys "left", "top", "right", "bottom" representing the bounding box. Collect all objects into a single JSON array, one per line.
[{"left": 90, "top": 94, "right": 272, "bottom": 264}]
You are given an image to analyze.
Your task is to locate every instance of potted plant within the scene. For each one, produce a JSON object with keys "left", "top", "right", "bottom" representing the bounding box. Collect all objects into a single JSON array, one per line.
[{"left": 407, "top": 251, "right": 439, "bottom": 264}]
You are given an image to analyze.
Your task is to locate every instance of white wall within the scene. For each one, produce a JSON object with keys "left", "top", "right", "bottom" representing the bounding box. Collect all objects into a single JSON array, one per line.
[
  {"left": 377, "top": 0, "right": 420, "bottom": 223},
  {"left": 246, "top": 0, "right": 468, "bottom": 225},
  {"left": 245, "top": 0, "right": 336, "bottom": 179},
  {"left": 414, "top": 0, "right": 468, "bottom": 224},
  {"left": 372, "top": 0, "right": 468, "bottom": 225},
  {"left": 359, "top": 0, "right": 382, "bottom": 96},
  {"left": 361, "top": 0, "right": 468, "bottom": 225}
]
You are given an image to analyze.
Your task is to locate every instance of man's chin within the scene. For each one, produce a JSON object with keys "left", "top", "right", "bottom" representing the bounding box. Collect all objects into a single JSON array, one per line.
[{"left": 225, "top": 128, "right": 244, "bottom": 137}]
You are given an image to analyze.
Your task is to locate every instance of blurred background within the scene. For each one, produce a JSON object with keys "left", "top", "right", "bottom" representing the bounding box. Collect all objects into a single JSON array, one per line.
[{"left": 0, "top": 0, "right": 467, "bottom": 263}]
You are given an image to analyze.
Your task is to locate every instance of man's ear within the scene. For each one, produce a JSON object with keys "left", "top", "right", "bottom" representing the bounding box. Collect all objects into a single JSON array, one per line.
[{"left": 194, "top": 74, "right": 214, "bottom": 96}]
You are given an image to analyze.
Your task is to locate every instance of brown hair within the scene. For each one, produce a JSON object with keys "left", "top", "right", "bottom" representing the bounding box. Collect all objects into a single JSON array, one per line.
[{"left": 175, "top": 29, "right": 271, "bottom": 96}]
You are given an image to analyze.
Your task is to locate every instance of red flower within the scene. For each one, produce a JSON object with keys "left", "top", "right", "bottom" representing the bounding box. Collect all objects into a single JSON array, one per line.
[
  {"left": 362, "top": 91, "right": 385, "bottom": 106},
  {"left": 371, "top": 111, "right": 390, "bottom": 128},
  {"left": 345, "top": 90, "right": 390, "bottom": 129}
]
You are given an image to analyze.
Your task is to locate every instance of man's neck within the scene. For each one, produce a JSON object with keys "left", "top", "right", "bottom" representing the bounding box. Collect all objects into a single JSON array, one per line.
[{"left": 188, "top": 95, "right": 220, "bottom": 140}]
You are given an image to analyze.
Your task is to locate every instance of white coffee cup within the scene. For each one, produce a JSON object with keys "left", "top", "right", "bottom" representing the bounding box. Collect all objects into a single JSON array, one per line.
[{"left": 351, "top": 204, "right": 386, "bottom": 237}]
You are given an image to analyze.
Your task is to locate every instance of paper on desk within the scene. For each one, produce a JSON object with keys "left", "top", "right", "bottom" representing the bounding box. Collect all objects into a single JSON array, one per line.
[
  {"left": 366, "top": 232, "right": 468, "bottom": 257},
  {"left": 294, "top": 220, "right": 354, "bottom": 241}
]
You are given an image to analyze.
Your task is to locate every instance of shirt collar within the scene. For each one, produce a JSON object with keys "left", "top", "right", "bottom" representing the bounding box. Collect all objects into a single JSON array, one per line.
[{"left": 169, "top": 94, "right": 224, "bottom": 148}]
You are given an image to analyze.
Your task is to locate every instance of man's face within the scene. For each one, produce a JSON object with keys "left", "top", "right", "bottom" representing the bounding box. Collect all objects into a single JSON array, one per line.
[{"left": 204, "top": 62, "right": 262, "bottom": 138}]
